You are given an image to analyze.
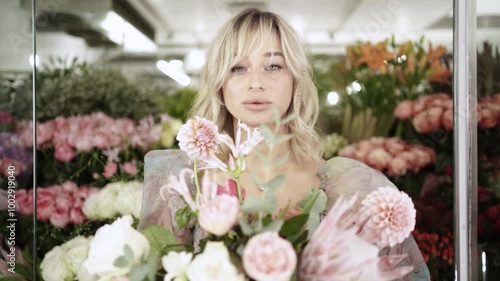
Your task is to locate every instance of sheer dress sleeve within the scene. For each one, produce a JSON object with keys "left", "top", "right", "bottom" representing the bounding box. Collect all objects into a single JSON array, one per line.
[
  {"left": 318, "top": 157, "right": 431, "bottom": 281},
  {"left": 137, "top": 149, "right": 197, "bottom": 245}
]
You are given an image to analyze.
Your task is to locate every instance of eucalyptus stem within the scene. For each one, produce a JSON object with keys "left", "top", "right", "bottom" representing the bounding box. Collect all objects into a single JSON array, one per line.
[
  {"left": 235, "top": 176, "right": 243, "bottom": 203},
  {"left": 193, "top": 158, "right": 201, "bottom": 195}
]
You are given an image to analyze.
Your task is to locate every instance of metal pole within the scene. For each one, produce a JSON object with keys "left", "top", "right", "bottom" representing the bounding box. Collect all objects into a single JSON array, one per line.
[
  {"left": 31, "top": 0, "right": 38, "bottom": 280},
  {"left": 453, "top": 0, "right": 478, "bottom": 279}
]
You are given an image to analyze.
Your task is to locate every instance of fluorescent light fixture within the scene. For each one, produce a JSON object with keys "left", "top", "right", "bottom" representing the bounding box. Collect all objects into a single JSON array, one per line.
[
  {"left": 327, "top": 91, "right": 339, "bottom": 106},
  {"left": 100, "top": 11, "right": 156, "bottom": 52},
  {"left": 185, "top": 49, "right": 206, "bottom": 73},
  {"left": 157, "top": 60, "right": 191, "bottom": 87},
  {"left": 29, "top": 55, "right": 40, "bottom": 67},
  {"left": 169, "top": 60, "right": 184, "bottom": 70}
]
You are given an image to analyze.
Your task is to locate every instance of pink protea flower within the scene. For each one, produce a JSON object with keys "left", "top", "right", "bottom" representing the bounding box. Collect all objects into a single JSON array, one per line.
[
  {"left": 176, "top": 116, "right": 221, "bottom": 160},
  {"left": 360, "top": 186, "right": 416, "bottom": 248},
  {"left": 243, "top": 231, "right": 297, "bottom": 281},
  {"left": 299, "top": 195, "right": 413, "bottom": 281},
  {"left": 299, "top": 196, "right": 381, "bottom": 281},
  {"left": 198, "top": 194, "right": 240, "bottom": 236}
]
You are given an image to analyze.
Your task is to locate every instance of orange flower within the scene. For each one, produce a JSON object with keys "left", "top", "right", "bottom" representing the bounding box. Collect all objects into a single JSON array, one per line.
[
  {"left": 428, "top": 42, "right": 447, "bottom": 62},
  {"left": 397, "top": 41, "right": 413, "bottom": 57},
  {"left": 356, "top": 40, "right": 394, "bottom": 74},
  {"left": 426, "top": 60, "right": 451, "bottom": 84}
]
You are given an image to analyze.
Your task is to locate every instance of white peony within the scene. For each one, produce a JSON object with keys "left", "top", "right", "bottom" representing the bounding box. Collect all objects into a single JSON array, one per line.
[
  {"left": 83, "top": 185, "right": 118, "bottom": 219},
  {"left": 80, "top": 215, "right": 150, "bottom": 280},
  {"left": 40, "top": 246, "right": 73, "bottom": 281},
  {"left": 61, "top": 236, "right": 92, "bottom": 274},
  {"left": 162, "top": 251, "right": 193, "bottom": 281},
  {"left": 186, "top": 242, "right": 244, "bottom": 281},
  {"left": 114, "top": 181, "right": 143, "bottom": 218}
]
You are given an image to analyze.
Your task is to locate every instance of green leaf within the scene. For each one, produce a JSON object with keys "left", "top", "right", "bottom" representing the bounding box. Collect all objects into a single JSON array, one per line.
[
  {"left": 271, "top": 106, "right": 281, "bottom": 126},
  {"left": 124, "top": 244, "right": 134, "bottom": 260},
  {"left": 279, "top": 214, "right": 309, "bottom": 237},
  {"left": 260, "top": 219, "right": 284, "bottom": 233},
  {"left": 251, "top": 170, "right": 263, "bottom": 187},
  {"left": 272, "top": 152, "right": 290, "bottom": 167},
  {"left": 113, "top": 255, "right": 129, "bottom": 268},
  {"left": 146, "top": 252, "right": 160, "bottom": 281},
  {"left": 255, "top": 150, "right": 272, "bottom": 166},
  {"left": 128, "top": 264, "right": 149, "bottom": 281},
  {"left": 281, "top": 113, "right": 296, "bottom": 125},
  {"left": 261, "top": 175, "right": 286, "bottom": 194},
  {"left": 242, "top": 196, "right": 277, "bottom": 214},
  {"left": 13, "top": 263, "right": 33, "bottom": 279},
  {"left": 143, "top": 225, "right": 180, "bottom": 256},
  {"left": 273, "top": 134, "right": 293, "bottom": 145},
  {"left": 175, "top": 205, "right": 194, "bottom": 229},
  {"left": 239, "top": 217, "right": 255, "bottom": 235},
  {"left": 259, "top": 125, "right": 274, "bottom": 143}
]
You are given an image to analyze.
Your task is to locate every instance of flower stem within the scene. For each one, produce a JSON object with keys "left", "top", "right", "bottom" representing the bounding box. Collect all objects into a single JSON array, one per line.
[
  {"left": 235, "top": 176, "right": 243, "bottom": 203},
  {"left": 193, "top": 158, "right": 201, "bottom": 195}
]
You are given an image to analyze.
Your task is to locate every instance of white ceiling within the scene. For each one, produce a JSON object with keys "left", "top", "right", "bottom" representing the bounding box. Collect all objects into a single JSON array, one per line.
[{"left": 124, "top": 0, "right": 500, "bottom": 60}]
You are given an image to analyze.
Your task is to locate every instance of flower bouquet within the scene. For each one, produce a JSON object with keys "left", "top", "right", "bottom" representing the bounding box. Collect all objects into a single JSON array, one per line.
[{"left": 42, "top": 116, "right": 419, "bottom": 281}]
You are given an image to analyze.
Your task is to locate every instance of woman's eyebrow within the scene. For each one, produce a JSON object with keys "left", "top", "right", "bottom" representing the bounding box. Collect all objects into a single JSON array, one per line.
[{"left": 263, "top": 52, "right": 284, "bottom": 57}]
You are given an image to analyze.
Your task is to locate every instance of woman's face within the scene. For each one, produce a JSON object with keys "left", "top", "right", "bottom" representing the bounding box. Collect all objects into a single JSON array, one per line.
[{"left": 222, "top": 33, "right": 294, "bottom": 128}]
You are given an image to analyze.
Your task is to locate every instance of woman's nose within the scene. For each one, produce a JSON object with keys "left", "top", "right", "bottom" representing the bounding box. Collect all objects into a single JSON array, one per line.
[{"left": 248, "top": 69, "right": 264, "bottom": 91}]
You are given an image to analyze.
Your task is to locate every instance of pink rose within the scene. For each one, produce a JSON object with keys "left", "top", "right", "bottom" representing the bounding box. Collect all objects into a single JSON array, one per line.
[
  {"left": 54, "top": 142, "right": 76, "bottom": 163},
  {"left": 103, "top": 162, "right": 118, "bottom": 179},
  {"left": 442, "top": 109, "right": 453, "bottom": 130},
  {"left": 16, "top": 189, "right": 34, "bottom": 214},
  {"left": 412, "top": 107, "right": 443, "bottom": 133},
  {"left": 37, "top": 121, "right": 54, "bottom": 147},
  {"left": 61, "top": 181, "right": 78, "bottom": 193},
  {"left": 37, "top": 196, "right": 55, "bottom": 220},
  {"left": 50, "top": 208, "right": 70, "bottom": 228},
  {"left": 55, "top": 193, "right": 73, "bottom": 213},
  {"left": 243, "top": 232, "right": 297, "bottom": 281},
  {"left": 338, "top": 144, "right": 356, "bottom": 158},
  {"left": 478, "top": 186, "right": 490, "bottom": 203},
  {"left": 366, "top": 148, "right": 393, "bottom": 171},
  {"left": 198, "top": 194, "right": 240, "bottom": 236},
  {"left": 479, "top": 108, "right": 497, "bottom": 128},
  {"left": 394, "top": 100, "right": 414, "bottom": 120},
  {"left": 121, "top": 161, "right": 138, "bottom": 176},
  {"left": 385, "top": 138, "right": 406, "bottom": 156},
  {"left": 387, "top": 157, "right": 408, "bottom": 176},
  {"left": 69, "top": 208, "right": 86, "bottom": 224}
]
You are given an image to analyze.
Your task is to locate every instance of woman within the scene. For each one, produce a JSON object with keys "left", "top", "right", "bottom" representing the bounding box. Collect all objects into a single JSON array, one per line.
[{"left": 139, "top": 8, "right": 430, "bottom": 280}]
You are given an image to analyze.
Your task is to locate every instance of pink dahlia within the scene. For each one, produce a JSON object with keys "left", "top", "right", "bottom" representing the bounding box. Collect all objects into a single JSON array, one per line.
[
  {"left": 176, "top": 116, "right": 220, "bottom": 160},
  {"left": 360, "top": 186, "right": 416, "bottom": 248}
]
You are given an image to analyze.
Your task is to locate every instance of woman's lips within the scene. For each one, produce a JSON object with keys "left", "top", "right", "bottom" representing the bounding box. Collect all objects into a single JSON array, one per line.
[{"left": 243, "top": 99, "right": 271, "bottom": 111}]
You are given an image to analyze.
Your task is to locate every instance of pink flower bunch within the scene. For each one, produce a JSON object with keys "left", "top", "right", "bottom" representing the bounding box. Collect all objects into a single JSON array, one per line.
[
  {"left": 394, "top": 93, "right": 500, "bottom": 133},
  {"left": 15, "top": 112, "right": 171, "bottom": 163},
  {"left": 339, "top": 137, "right": 436, "bottom": 176},
  {"left": 0, "top": 111, "right": 14, "bottom": 124},
  {"left": 16, "top": 181, "right": 99, "bottom": 228}
]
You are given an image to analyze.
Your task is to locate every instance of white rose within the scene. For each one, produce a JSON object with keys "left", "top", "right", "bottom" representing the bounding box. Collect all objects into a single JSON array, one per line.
[
  {"left": 186, "top": 242, "right": 244, "bottom": 281},
  {"left": 83, "top": 185, "right": 119, "bottom": 219},
  {"left": 80, "top": 215, "right": 150, "bottom": 279},
  {"left": 40, "top": 246, "right": 73, "bottom": 281},
  {"left": 114, "top": 181, "right": 143, "bottom": 218},
  {"left": 61, "top": 236, "right": 92, "bottom": 274},
  {"left": 162, "top": 251, "right": 193, "bottom": 281}
]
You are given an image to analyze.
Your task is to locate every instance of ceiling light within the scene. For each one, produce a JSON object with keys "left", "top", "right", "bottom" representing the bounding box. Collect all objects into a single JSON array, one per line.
[{"left": 156, "top": 60, "right": 191, "bottom": 87}]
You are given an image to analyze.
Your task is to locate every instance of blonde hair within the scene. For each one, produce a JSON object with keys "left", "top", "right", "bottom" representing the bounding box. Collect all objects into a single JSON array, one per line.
[{"left": 189, "top": 8, "right": 321, "bottom": 161}]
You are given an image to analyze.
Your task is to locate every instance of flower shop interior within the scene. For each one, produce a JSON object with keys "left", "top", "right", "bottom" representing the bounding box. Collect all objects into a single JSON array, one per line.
[{"left": 1, "top": 0, "right": 499, "bottom": 280}]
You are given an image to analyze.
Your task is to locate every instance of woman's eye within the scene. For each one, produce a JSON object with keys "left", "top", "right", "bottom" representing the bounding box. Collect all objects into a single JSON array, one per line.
[
  {"left": 230, "top": 66, "right": 246, "bottom": 73},
  {"left": 266, "top": 64, "right": 282, "bottom": 71}
]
